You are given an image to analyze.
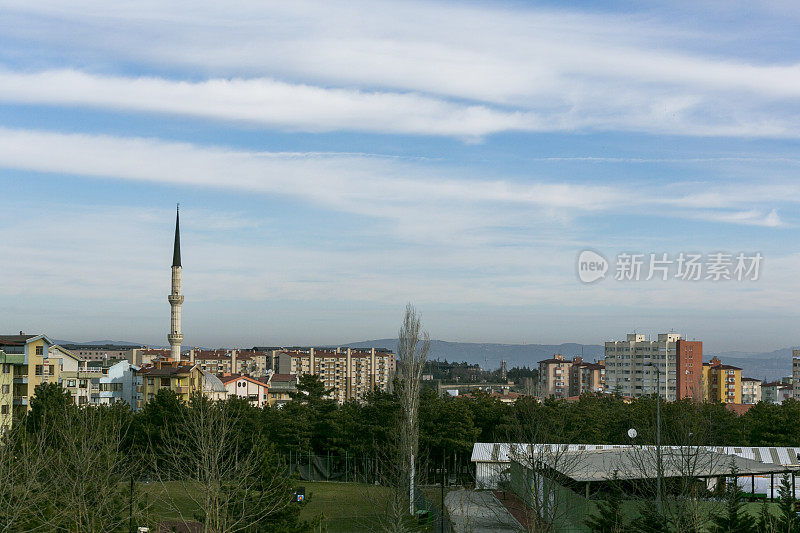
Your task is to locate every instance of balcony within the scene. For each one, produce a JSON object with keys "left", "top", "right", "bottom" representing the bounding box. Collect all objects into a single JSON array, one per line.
[
  {"left": 173, "top": 386, "right": 190, "bottom": 394},
  {"left": 12, "top": 377, "right": 27, "bottom": 384},
  {"left": 13, "top": 397, "right": 28, "bottom": 406}
]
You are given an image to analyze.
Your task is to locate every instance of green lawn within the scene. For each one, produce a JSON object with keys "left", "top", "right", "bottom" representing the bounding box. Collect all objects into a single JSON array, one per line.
[{"left": 143, "top": 480, "right": 437, "bottom": 533}]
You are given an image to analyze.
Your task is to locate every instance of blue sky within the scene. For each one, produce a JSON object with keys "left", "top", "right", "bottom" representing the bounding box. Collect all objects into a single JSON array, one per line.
[{"left": 2, "top": 0, "right": 800, "bottom": 352}]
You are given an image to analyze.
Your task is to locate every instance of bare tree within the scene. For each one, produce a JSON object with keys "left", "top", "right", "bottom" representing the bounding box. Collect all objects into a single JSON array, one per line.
[
  {"left": 0, "top": 424, "right": 52, "bottom": 532},
  {"left": 158, "top": 395, "right": 296, "bottom": 533},
  {"left": 396, "top": 303, "right": 430, "bottom": 517},
  {"left": 503, "top": 400, "right": 591, "bottom": 532},
  {"left": 37, "top": 404, "right": 151, "bottom": 532}
]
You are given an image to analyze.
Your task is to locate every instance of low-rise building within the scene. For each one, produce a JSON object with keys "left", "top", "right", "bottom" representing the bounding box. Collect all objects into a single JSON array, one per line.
[
  {"left": 741, "top": 377, "right": 762, "bottom": 405},
  {"left": 220, "top": 374, "right": 270, "bottom": 408}
]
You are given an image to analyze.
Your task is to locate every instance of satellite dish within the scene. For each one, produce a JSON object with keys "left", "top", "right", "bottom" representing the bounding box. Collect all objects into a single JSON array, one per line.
[{"left": 628, "top": 428, "right": 638, "bottom": 439}]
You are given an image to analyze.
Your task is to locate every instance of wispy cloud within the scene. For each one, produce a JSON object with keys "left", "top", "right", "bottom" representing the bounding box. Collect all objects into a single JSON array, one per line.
[
  {"left": 1, "top": 2, "right": 800, "bottom": 138},
  {"left": 0, "top": 127, "right": 794, "bottom": 235}
]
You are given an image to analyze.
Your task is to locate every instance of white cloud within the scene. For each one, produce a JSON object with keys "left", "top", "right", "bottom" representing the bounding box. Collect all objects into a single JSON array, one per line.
[
  {"left": 1, "top": 1, "right": 800, "bottom": 137},
  {"left": 0, "top": 127, "right": 620, "bottom": 246},
  {"left": 0, "top": 126, "right": 795, "bottom": 235},
  {"left": 0, "top": 69, "right": 536, "bottom": 139}
]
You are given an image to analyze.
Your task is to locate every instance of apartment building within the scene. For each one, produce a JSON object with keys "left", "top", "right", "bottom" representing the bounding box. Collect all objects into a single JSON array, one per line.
[
  {"left": 537, "top": 355, "right": 605, "bottom": 398},
  {"left": 139, "top": 360, "right": 205, "bottom": 403},
  {"left": 537, "top": 354, "right": 571, "bottom": 398},
  {"left": 763, "top": 381, "right": 793, "bottom": 404},
  {"left": 0, "top": 334, "right": 84, "bottom": 430},
  {"left": 61, "top": 359, "right": 142, "bottom": 410},
  {"left": 604, "top": 333, "right": 703, "bottom": 401},
  {"left": 268, "top": 373, "right": 297, "bottom": 407},
  {"left": 192, "top": 349, "right": 262, "bottom": 376},
  {"left": 741, "top": 377, "right": 762, "bottom": 405},
  {"left": 793, "top": 350, "right": 800, "bottom": 400},
  {"left": 274, "top": 347, "right": 395, "bottom": 403},
  {"left": 61, "top": 344, "right": 146, "bottom": 363},
  {"left": 570, "top": 358, "right": 606, "bottom": 396},
  {"left": 702, "top": 357, "right": 742, "bottom": 404}
]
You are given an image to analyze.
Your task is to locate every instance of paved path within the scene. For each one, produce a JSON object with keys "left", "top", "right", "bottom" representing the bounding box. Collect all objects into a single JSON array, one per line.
[{"left": 445, "top": 489, "right": 523, "bottom": 533}]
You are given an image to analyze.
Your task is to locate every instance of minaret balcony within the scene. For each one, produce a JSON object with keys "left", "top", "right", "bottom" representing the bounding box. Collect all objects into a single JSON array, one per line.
[
  {"left": 168, "top": 294, "right": 185, "bottom": 305},
  {"left": 168, "top": 333, "right": 184, "bottom": 344}
]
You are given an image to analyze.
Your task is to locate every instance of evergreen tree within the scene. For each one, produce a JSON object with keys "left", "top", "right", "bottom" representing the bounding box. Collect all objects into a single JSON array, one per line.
[
  {"left": 585, "top": 476, "right": 627, "bottom": 533},
  {"left": 776, "top": 473, "right": 799, "bottom": 533},
  {"left": 630, "top": 502, "right": 670, "bottom": 533},
  {"left": 709, "top": 467, "right": 757, "bottom": 533},
  {"left": 757, "top": 499, "right": 777, "bottom": 533}
]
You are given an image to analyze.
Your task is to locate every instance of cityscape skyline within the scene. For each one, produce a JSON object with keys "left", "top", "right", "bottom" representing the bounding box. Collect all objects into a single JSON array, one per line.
[{"left": 4, "top": 1, "right": 800, "bottom": 352}]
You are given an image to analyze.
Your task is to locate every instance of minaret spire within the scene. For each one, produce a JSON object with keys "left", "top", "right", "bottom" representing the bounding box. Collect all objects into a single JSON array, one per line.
[
  {"left": 168, "top": 204, "right": 184, "bottom": 361},
  {"left": 172, "top": 203, "right": 181, "bottom": 267}
]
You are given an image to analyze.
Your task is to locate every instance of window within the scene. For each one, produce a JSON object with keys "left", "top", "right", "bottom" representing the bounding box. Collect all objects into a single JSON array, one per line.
[
  {"left": 2, "top": 364, "right": 9, "bottom": 374},
  {"left": 161, "top": 378, "right": 170, "bottom": 387},
  {"left": 0, "top": 405, "right": 7, "bottom": 414},
  {"left": 48, "top": 365, "right": 55, "bottom": 375},
  {"left": 0, "top": 385, "right": 7, "bottom": 394},
  {"left": 36, "top": 346, "right": 43, "bottom": 355},
  {"left": 35, "top": 365, "right": 43, "bottom": 376}
]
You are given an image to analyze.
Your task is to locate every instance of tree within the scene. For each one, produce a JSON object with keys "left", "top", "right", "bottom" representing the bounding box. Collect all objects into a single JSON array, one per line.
[
  {"left": 629, "top": 503, "right": 670, "bottom": 533},
  {"left": 0, "top": 424, "right": 51, "bottom": 532},
  {"left": 584, "top": 474, "right": 627, "bottom": 533},
  {"left": 159, "top": 394, "right": 301, "bottom": 533},
  {"left": 775, "top": 473, "right": 799, "bottom": 533},
  {"left": 40, "top": 404, "right": 149, "bottom": 532},
  {"left": 25, "top": 381, "right": 74, "bottom": 435},
  {"left": 396, "top": 303, "right": 429, "bottom": 516},
  {"left": 709, "top": 466, "right": 757, "bottom": 533}
]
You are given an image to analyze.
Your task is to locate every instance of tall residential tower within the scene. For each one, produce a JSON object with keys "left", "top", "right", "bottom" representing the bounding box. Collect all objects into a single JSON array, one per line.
[{"left": 168, "top": 206, "right": 184, "bottom": 360}]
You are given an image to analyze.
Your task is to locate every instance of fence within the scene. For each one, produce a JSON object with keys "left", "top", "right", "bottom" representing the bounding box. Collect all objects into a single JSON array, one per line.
[
  {"left": 285, "top": 450, "right": 472, "bottom": 486},
  {"left": 415, "top": 486, "right": 454, "bottom": 533},
  {"left": 286, "top": 451, "right": 383, "bottom": 483}
]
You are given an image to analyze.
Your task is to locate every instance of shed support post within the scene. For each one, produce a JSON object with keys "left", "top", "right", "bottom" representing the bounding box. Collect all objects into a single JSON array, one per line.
[
  {"left": 585, "top": 481, "right": 590, "bottom": 499},
  {"left": 751, "top": 475, "right": 755, "bottom": 499},
  {"left": 771, "top": 473, "right": 775, "bottom": 501}
]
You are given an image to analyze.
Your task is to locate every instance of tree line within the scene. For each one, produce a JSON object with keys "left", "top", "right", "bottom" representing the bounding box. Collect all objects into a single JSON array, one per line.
[{"left": 3, "top": 372, "right": 800, "bottom": 531}]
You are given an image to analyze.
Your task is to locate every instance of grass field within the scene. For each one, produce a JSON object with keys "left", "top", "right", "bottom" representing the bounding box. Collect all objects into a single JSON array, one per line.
[{"left": 143, "top": 480, "right": 439, "bottom": 532}]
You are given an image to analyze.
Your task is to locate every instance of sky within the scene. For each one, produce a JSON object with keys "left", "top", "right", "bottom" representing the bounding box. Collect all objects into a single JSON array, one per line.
[{"left": 2, "top": 0, "right": 800, "bottom": 352}]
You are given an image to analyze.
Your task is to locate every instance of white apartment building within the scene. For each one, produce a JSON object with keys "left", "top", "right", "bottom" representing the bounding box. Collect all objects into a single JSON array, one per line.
[
  {"left": 793, "top": 350, "right": 800, "bottom": 399},
  {"left": 741, "top": 377, "right": 762, "bottom": 405},
  {"left": 604, "top": 333, "right": 681, "bottom": 400}
]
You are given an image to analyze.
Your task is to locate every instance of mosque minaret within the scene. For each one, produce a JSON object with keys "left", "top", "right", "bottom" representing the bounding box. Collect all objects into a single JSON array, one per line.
[{"left": 167, "top": 205, "right": 184, "bottom": 360}]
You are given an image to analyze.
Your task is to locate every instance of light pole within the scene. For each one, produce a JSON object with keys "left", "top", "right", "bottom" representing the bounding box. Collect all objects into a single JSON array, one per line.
[{"left": 647, "top": 362, "right": 663, "bottom": 512}]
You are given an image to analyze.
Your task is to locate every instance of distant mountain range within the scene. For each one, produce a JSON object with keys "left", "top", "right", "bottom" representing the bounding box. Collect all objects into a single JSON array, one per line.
[
  {"left": 55, "top": 339, "right": 144, "bottom": 346},
  {"left": 52, "top": 338, "right": 794, "bottom": 382}
]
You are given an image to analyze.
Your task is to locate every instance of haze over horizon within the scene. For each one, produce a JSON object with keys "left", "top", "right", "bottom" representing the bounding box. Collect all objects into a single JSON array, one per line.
[{"left": 4, "top": 1, "right": 800, "bottom": 353}]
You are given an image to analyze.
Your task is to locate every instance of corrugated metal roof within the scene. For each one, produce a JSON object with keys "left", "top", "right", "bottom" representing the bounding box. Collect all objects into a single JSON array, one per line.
[{"left": 471, "top": 443, "right": 800, "bottom": 467}]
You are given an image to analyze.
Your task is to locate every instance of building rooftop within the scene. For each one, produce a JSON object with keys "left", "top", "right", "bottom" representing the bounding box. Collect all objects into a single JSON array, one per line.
[
  {"left": 511, "top": 447, "right": 790, "bottom": 482},
  {"left": 0, "top": 334, "right": 36, "bottom": 345},
  {"left": 472, "top": 442, "right": 800, "bottom": 469},
  {"left": 218, "top": 373, "right": 269, "bottom": 387}
]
